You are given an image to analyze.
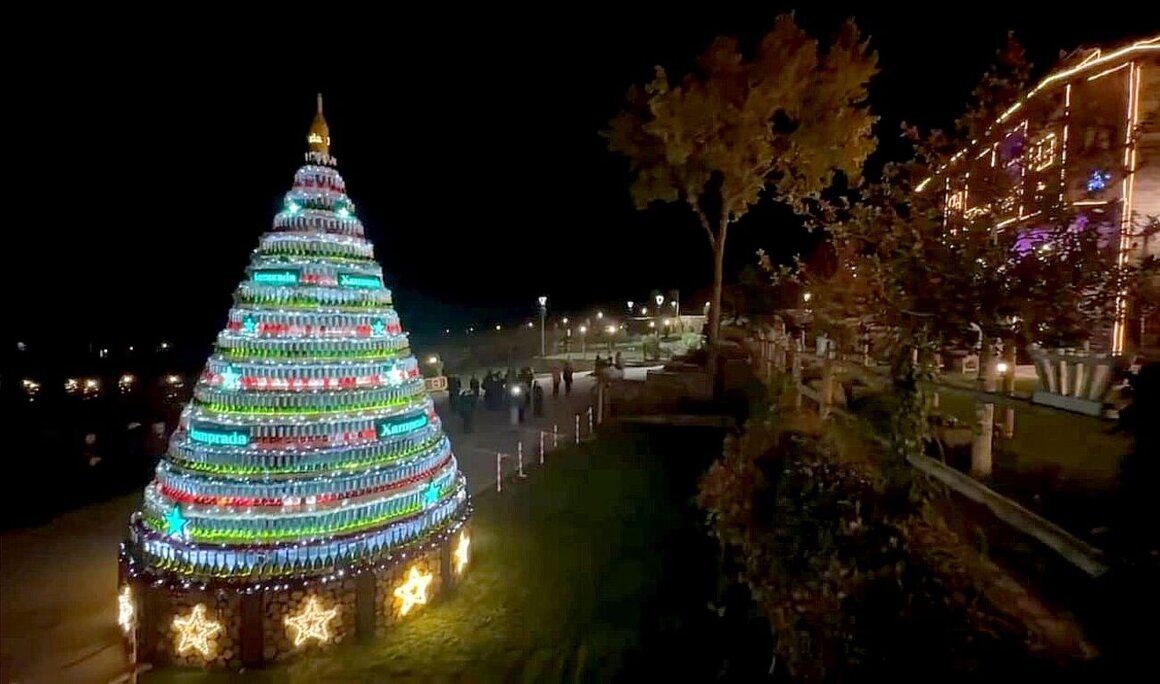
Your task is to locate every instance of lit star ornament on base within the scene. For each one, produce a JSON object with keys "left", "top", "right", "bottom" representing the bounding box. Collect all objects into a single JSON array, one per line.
[
  {"left": 173, "top": 604, "right": 222, "bottom": 658},
  {"left": 285, "top": 596, "right": 339, "bottom": 647},
  {"left": 118, "top": 586, "right": 136, "bottom": 633},
  {"left": 453, "top": 532, "right": 470, "bottom": 574},
  {"left": 393, "top": 566, "right": 434, "bottom": 616}
]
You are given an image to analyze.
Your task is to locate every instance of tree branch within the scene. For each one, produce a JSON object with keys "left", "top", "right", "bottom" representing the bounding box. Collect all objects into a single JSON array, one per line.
[{"left": 694, "top": 208, "right": 718, "bottom": 250}]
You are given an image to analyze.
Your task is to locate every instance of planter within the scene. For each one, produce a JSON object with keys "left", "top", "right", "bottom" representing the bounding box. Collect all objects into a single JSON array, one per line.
[{"left": 1027, "top": 346, "right": 1124, "bottom": 416}]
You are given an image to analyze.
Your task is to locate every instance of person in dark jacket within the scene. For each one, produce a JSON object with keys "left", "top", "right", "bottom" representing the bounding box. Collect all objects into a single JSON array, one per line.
[
  {"left": 563, "top": 361, "right": 574, "bottom": 395},
  {"left": 532, "top": 380, "right": 544, "bottom": 417}
]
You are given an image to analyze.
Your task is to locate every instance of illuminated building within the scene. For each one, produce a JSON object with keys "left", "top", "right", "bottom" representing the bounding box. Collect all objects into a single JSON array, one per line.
[{"left": 928, "top": 35, "right": 1159, "bottom": 355}]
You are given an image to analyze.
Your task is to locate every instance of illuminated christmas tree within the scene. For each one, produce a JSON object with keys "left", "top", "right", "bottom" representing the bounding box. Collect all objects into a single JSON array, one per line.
[{"left": 120, "top": 96, "right": 470, "bottom": 666}]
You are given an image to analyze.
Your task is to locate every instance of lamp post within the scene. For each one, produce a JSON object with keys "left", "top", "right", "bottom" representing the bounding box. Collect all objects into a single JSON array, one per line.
[
  {"left": 579, "top": 325, "right": 587, "bottom": 355},
  {"left": 626, "top": 300, "right": 634, "bottom": 316},
  {"left": 537, "top": 296, "right": 547, "bottom": 357},
  {"left": 605, "top": 324, "right": 616, "bottom": 354}
]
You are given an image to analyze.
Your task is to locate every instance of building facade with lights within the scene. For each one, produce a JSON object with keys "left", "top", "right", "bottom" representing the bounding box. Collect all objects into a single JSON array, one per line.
[
  {"left": 117, "top": 97, "right": 472, "bottom": 668},
  {"left": 931, "top": 35, "right": 1159, "bottom": 355}
]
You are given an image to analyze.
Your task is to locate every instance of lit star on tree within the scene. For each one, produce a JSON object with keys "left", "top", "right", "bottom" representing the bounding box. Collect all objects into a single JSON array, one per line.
[
  {"left": 173, "top": 603, "right": 222, "bottom": 658},
  {"left": 370, "top": 319, "right": 386, "bottom": 336},
  {"left": 117, "top": 586, "right": 135, "bottom": 633},
  {"left": 453, "top": 532, "right": 470, "bottom": 574},
  {"left": 219, "top": 366, "right": 241, "bottom": 391},
  {"left": 284, "top": 596, "right": 339, "bottom": 647},
  {"left": 164, "top": 505, "right": 189, "bottom": 540},
  {"left": 393, "top": 565, "right": 434, "bottom": 616},
  {"left": 423, "top": 480, "right": 440, "bottom": 508},
  {"left": 242, "top": 315, "right": 258, "bottom": 334}
]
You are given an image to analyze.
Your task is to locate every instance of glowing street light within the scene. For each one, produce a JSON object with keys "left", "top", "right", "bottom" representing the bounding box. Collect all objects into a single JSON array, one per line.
[
  {"left": 596, "top": 311, "right": 604, "bottom": 319},
  {"left": 655, "top": 294, "right": 664, "bottom": 308},
  {"left": 626, "top": 300, "right": 634, "bottom": 314},
  {"left": 997, "top": 361, "right": 1010, "bottom": 375},
  {"left": 641, "top": 307, "right": 647, "bottom": 316},
  {"left": 579, "top": 325, "right": 588, "bottom": 354},
  {"left": 537, "top": 296, "right": 548, "bottom": 357},
  {"left": 495, "top": 324, "right": 502, "bottom": 331},
  {"left": 803, "top": 291, "right": 812, "bottom": 304}
]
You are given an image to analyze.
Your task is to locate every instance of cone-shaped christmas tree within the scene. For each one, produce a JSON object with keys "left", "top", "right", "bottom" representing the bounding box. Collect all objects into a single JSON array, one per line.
[{"left": 124, "top": 96, "right": 468, "bottom": 593}]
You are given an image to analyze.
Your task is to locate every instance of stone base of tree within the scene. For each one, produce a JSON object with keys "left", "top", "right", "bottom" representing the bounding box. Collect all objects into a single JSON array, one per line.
[{"left": 117, "top": 515, "right": 469, "bottom": 669}]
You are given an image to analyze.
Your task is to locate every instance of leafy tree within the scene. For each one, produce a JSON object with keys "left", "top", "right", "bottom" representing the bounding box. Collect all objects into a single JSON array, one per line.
[{"left": 605, "top": 14, "right": 877, "bottom": 357}]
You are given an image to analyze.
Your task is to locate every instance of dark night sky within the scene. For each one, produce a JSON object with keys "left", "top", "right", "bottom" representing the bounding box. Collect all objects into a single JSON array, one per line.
[{"left": 6, "top": 5, "right": 1158, "bottom": 354}]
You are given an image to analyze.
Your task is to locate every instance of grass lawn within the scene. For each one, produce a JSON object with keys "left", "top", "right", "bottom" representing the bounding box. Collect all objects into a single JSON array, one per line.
[{"left": 145, "top": 427, "right": 731, "bottom": 684}]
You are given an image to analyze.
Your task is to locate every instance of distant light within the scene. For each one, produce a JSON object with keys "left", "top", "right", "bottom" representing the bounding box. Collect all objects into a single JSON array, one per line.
[
  {"left": 16, "top": 341, "right": 26, "bottom": 352},
  {"left": 288, "top": 201, "right": 301, "bottom": 214},
  {"left": 606, "top": 325, "right": 616, "bottom": 334},
  {"left": 655, "top": 294, "right": 664, "bottom": 307},
  {"left": 596, "top": 311, "right": 604, "bottom": 319},
  {"left": 626, "top": 300, "right": 634, "bottom": 312},
  {"left": 159, "top": 341, "right": 170, "bottom": 350},
  {"left": 84, "top": 378, "right": 100, "bottom": 394},
  {"left": 22, "top": 379, "right": 40, "bottom": 395},
  {"left": 468, "top": 327, "right": 475, "bottom": 333},
  {"left": 662, "top": 319, "right": 670, "bottom": 326},
  {"left": 128, "top": 346, "right": 134, "bottom": 352},
  {"left": 648, "top": 321, "right": 656, "bottom": 328},
  {"left": 527, "top": 321, "right": 534, "bottom": 328},
  {"left": 495, "top": 325, "right": 502, "bottom": 331},
  {"left": 538, "top": 295, "right": 548, "bottom": 307},
  {"left": 670, "top": 301, "right": 677, "bottom": 309},
  {"left": 579, "top": 325, "right": 587, "bottom": 334},
  {"left": 99, "top": 348, "right": 109, "bottom": 358},
  {"left": 997, "top": 361, "right": 1010, "bottom": 374},
  {"left": 427, "top": 356, "right": 438, "bottom": 365},
  {"left": 641, "top": 308, "right": 647, "bottom": 316},
  {"left": 510, "top": 386, "right": 522, "bottom": 396},
  {"left": 337, "top": 207, "right": 350, "bottom": 218},
  {"left": 803, "top": 292, "right": 812, "bottom": 303},
  {"left": 562, "top": 317, "right": 569, "bottom": 325},
  {"left": 704, "top": 301, "right": 710, "bottom": 310},
  {"left": 444, "top": 329, "right": 450, "bottom": 334},
  {"left": 166, "top": 374, "right": 183, "bottom": 385},
  {"left": 120, "top": 374, "right": 136, "bottom": 386},
  {"left": 65, "top": 378, "right": 79, "bottom": 393}
]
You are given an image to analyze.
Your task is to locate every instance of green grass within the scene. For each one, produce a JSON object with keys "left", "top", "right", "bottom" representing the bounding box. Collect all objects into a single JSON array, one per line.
[
  {"left": 931, "top": 390, "right": 1128, "bottom": 487},
  {"left": 145, "top": 428, "right": 723, "bottom": 684}
]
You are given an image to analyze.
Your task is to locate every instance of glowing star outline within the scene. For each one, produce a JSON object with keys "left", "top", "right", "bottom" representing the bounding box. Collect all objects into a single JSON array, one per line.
[
  {"left": 392, "top": 565, "right": 434, "bottom": 616},
  {"left": 242, "top": 315, "right": 258, "bottom": 334},
  {"left": 172, "top": 603, "right": 222, "bottom": 658},
  {"left": 370, "top": 319, "right": 386, "bottom": 336},
  {"left": 453, "top": 532, "right": 470, "bottom": 574},
  {"left": 219, "top": 365, "right": 242, "bottom": 391},
  {"left": 284, "top": 596, "right": 339, "bottom": 647},
  {"left": 117, "top": 586, "right": 136, "bottom": 633}
]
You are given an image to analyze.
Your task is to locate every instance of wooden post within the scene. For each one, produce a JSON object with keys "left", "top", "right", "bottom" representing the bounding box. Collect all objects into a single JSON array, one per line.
[
  {"left": 820, "top": 350, "right": 834, "bottom": 419},
  {"left": 790, "top": 350, "right": 802, "bottom": 410},
  {"left": 596, "top": 382, "right": 604, "bottom": 424},
  {"left": 971, "top": 340, "right": 997, "bottom": 478}
]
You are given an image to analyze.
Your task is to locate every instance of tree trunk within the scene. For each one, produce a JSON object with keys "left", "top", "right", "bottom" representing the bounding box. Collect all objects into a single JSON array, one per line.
[
  {"left": 708, "top": 224, "right": 727, "bottom": 346},
  {"left": 706, "top": 223, "right": 728, "bottom": 397}
]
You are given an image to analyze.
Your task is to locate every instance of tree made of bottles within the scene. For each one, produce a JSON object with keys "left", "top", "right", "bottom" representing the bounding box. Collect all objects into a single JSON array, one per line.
[{"left": 123, "top": 96, "right": 468, "bottom": 584}]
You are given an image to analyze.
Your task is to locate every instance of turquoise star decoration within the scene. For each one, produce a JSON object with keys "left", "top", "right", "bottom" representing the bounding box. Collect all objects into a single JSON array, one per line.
[
  {"left": 371, "top": 319, "right": 386, "bottom": 336},
  {"left": 219, "top": 365, "right": 241, "bottom": 391},
  {"left": 242, "top": 316, "right": 258, "bottom": 334},
  {"left": 164, "top": 505, "right": 189, "bottom": 540},
  {"left": 424, "top": 481, "right": 440, "bottom": 508}
]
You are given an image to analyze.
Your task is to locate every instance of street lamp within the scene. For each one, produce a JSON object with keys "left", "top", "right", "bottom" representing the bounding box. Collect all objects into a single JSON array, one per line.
[
  {"left": 579, "top": 325, "right": 588, "bottom": 354},
  {"left": 596, "top": 311, "right": 603, "bottom": 319},
  {"left": 655, "top": 294, "right": 664, "bottom": 309},
  {"left": 605, "top": 324, "right": 617, "bottom": 353},
  {"left": 537, "top": 296, "right": 548, "bottom": 357},
  {"left": 626, "top": 300, "right": 634, "bottom": 315}
]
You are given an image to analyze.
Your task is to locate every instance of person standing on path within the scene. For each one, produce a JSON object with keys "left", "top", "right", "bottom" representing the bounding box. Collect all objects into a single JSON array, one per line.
[
  {"left": 563, "top": 360, "right": 574, "bottom": 396},
  {"left": 532, "top": 380, "right": 544, "bottom": 417},
  {"left": 551, "top": 366, "right": 561, "bottom": 398}
]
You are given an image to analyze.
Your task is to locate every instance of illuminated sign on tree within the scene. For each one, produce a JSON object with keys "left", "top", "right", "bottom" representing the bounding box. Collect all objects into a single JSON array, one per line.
[
  {"left": 252, "top": 269, "right": 300, "bottom": 286},
  {"left": 339, "top": 273, "right": 382, "bottom": 289},
  {"left": 189, "top": 425, "right": 251, "bottom": 447},
  {"left": 376, "top": 413, "right": 429, "bottom": 439}
]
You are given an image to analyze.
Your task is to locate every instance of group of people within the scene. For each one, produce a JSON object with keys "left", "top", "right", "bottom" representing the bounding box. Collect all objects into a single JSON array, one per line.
[{"left": 445, "top": 361, "right": 581, "bottom": 432}]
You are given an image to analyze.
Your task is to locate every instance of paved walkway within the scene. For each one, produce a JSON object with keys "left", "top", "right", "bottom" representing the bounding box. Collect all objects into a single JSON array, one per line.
[{"left": 0, "top": 369, "right": 651, "bottom": 684}]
